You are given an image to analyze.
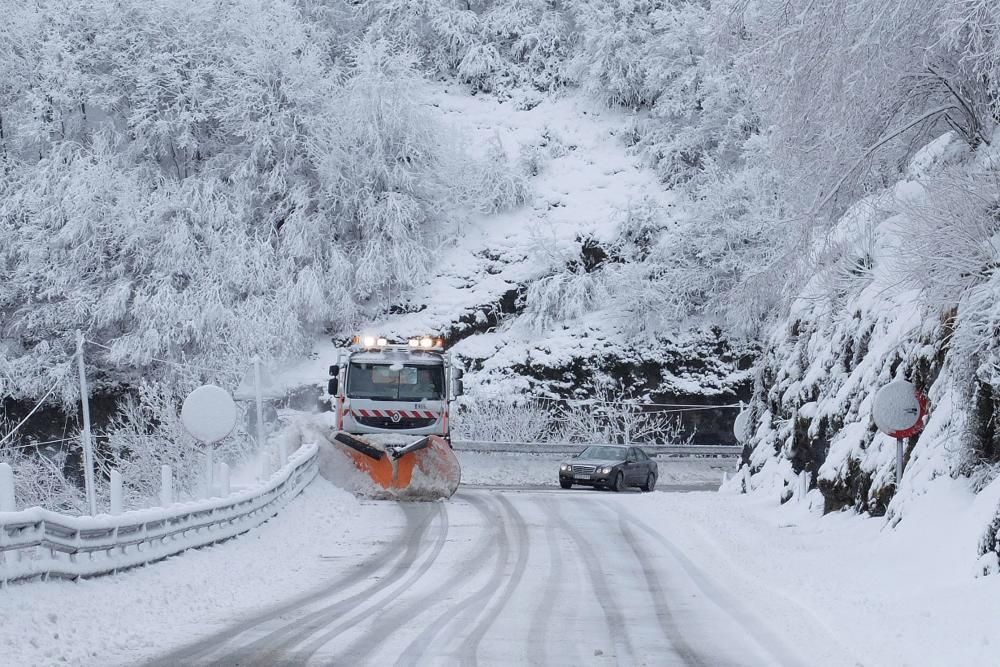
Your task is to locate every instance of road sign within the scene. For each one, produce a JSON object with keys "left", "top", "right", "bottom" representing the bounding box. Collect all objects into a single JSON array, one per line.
[
  {"left": 872, "top": 379, "right": 927, "bottom": 485},
  {"left": 181, "top": 385, "right": 238, "bottom": 444},
  {"left": 872, "top": 380, "right": 925, "bottom": 438}
]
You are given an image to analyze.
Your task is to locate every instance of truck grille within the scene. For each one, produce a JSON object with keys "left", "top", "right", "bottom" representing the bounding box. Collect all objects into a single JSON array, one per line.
[
  {"left": 572, "top": 464, "right": 597, "bottom": 474},
  {"left": 355, "top": 415, "right": 437, "bottom": 430}
]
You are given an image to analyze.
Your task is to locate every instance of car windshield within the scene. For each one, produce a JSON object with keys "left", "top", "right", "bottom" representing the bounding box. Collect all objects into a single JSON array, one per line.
[
  {"left": 347, "top": 363, "right": 444, "bottom": 401},
  {"left": 577, "top": 446, "right": 627, "bottom": 461}
]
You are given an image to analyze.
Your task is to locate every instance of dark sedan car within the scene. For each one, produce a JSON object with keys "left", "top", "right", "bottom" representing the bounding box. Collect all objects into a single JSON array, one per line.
[{"left": 558, "top": 445, "right": 658, "bottom": 492}]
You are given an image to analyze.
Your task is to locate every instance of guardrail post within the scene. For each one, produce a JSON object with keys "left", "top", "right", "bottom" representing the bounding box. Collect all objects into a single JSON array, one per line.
[
  {"left": 219, "top": 462, "right": 231, "bottom": 496},
  {"left": 0, "top": 462, "right": 14, "bottom": 511},
  {"left": 160, "top": 465, "right": 173, "bottom": 506},
  {"left": 110, "top": 470, "right": 123, "bottom": 515}
]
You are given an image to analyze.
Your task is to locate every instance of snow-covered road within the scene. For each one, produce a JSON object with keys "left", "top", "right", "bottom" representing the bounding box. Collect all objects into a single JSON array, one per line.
[
  {"left": 5, "top": 457, "right": 996, "bottom": 667},
  {"left": 150, "top": 487, "right": 803, "bottom": 667}
]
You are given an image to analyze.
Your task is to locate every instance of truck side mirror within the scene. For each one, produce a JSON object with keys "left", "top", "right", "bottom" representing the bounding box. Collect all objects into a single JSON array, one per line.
[
  {"left": 329, "top": 365, "right": 338, "bottom": 377},
  {"left": 327, "top": 378, "right": 339, "bottom": 396},
  {"left": 454, "top": 379, "right": 464, "bottom": 397}
]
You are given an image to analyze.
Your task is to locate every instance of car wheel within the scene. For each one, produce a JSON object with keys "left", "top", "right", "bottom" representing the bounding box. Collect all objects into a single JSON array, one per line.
[
  {"left": 560, "top": 480, "right": 572, "bottom": 489},
  {"left": 612, "top": 471, "right": 625, "bottom": 492},
  {"left": 641, "top": 473, "right": 656, "bottom": 492}
]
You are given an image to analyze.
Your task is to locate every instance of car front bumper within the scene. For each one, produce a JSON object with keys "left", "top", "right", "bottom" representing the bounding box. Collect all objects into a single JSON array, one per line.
[{"left": 560, "top": 470, "right": 613, "bottom": 486}]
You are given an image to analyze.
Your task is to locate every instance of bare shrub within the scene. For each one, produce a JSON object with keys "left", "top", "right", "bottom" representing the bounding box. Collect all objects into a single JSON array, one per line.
[
  {"left": 452, "top": 398, "right": 554, "bottom": 443},
  {"left": 554, "top": 392, "right": 695, "bottom": 446}
]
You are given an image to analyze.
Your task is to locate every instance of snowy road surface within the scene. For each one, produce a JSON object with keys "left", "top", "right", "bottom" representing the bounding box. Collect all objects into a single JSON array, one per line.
[{"left": 151, "top": 487, "right": 803, "bottom": 667}]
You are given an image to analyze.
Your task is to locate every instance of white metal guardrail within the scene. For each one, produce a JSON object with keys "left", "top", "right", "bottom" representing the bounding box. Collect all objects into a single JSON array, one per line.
[
  {"left": 452, "top": 440, "right": 742, "bottom": 456},
  {"left": 0, "top": 443, "right": 319, "bottom": 586}
]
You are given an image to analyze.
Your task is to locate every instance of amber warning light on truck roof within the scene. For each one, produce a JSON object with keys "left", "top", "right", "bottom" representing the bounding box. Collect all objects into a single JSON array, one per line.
[{"left": 351, "top": 335, "right": 444, "bottom": 350}]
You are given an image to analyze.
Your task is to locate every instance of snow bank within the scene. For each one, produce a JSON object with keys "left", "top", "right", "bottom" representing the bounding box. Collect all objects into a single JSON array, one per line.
[
  {"left": 0, "top": 479, "right": 374, "bottom": 666},
  {"left": 635, "top": 480, "right": 1000, "bottom": 667}
]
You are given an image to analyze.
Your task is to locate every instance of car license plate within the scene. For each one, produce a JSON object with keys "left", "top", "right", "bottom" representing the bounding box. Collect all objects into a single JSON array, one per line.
[{"left": 576, "top": 474, "right": 591, "bottom": 480}]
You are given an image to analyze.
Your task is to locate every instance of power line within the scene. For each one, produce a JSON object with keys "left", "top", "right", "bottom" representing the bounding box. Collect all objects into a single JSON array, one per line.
[
  {"left": 0, "top": 369, "right": 72, "bottom": 447},
  {"left": 0, "top": 435, "right": 110, "bottom": 452}
]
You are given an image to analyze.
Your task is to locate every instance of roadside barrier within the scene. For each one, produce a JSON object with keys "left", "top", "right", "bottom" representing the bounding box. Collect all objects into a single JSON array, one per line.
[
  {"left": 452, "top": 440, "right": 741, "bottom": 456},
  {"left": 0, "top": 443, "right": 318, "bottom": 586}
]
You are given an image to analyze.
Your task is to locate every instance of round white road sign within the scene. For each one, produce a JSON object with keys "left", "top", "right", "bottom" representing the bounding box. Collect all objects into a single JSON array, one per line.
[
  {"left": 181, "top": 385, "right": 238, "bottom": 444},
  {"left": 872, "top": 380, "right": 923, "bottom": 437}
]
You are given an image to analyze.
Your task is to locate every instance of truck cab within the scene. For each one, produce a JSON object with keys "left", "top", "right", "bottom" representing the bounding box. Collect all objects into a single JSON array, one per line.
[{"left": 328, "top": 336, "right": 463, "bottom": 443}]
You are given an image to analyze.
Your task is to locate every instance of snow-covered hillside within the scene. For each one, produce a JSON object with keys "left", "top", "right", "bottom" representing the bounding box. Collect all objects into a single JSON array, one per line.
[
  {"left": 735, "top": 129, "right": 1000, "bottom": 567},
  {"left": 358, "top": 89, "right": 756, "bottom": 440}
]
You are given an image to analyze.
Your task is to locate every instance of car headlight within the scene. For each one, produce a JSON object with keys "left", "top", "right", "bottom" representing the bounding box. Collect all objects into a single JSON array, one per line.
[
  {"left": 600, "top": 466, "right": 613, "bottom": 474},
  {"left": 560, "top": 464, "right": 571, "bottom": 472}
]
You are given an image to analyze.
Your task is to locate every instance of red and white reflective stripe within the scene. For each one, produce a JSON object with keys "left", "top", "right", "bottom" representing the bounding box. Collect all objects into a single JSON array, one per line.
[{"left": 351, "top": 409, "right": 437, "bottom": 419}]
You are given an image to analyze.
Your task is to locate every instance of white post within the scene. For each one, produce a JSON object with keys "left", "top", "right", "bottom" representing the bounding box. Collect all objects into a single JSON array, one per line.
[
  {"left": 253, "top": 356, "right": 266, "bottom": 450},
  {"left": 798, "top": 470, "right": 809, "bottom": 502},
  {"left": 76, "top": 330, "right": 98, "bottom": 516},
  {"left": 896, "top": 437, "right": 905, "bottom": 486},
  {"left": 159, "top": 465, "right": 173, "bottom": 507},
  {"left": 204, "top": 448, "right": 215, "bottom": 498},
  {"left": 110, "top": 469, "right": 123, "bottom": 515},
  {"left": 0, "top": 463, "right": 15, "bottom": 512},
  {"left": 218, "top": 462, "right": 231, "bottom": 496}
]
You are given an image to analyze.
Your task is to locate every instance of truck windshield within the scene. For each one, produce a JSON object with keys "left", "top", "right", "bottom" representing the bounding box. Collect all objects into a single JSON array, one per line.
[{"left": 347, "top": 363, "right": 444, "bottom": 401}]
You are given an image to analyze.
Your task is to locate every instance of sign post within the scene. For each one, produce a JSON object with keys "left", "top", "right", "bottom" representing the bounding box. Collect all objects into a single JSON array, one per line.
[
  {"left": 872, "top": 379, "right": 927, "bottom": 484},
  {"left": 180, "top": 385, "right": 238, "bottom": 498}
]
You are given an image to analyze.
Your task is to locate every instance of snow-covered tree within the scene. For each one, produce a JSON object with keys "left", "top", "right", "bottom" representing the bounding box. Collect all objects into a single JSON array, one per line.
[{"left": 569, "top": 0, "right": 662, "bottom": 108}]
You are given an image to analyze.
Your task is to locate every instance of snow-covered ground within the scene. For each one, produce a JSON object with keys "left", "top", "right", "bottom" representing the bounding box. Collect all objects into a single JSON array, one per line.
[{"left": 2, "top": 463, "right": 997, "bottom": 666}]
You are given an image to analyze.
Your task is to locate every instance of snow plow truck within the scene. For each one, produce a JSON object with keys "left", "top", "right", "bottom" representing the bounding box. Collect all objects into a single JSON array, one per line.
[{"left": 325, "top": 335, "right": 463, "bottom": 500}]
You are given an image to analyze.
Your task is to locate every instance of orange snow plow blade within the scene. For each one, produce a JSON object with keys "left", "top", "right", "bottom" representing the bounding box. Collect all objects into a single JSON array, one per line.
[{"left": 331, "top": 432, "right": 461, "bottom": 500}]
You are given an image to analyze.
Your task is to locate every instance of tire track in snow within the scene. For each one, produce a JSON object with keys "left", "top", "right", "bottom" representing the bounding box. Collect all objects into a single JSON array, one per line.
[
  {"left": 298, "top": 495, "right": 498, "bottom": 664},
  {"left": 455, "top": 493, "right": 531, "bottom": 665},
  {"left": 222, "top": 502, "right": 447, "bottom": 666},
  {"left": 526, "top": 498, "right": 563, "bottom": 667},
  {"left": 611, "top": 506, "right": 809, "bottom": 667},
  {"left": 393, "top": 492, "right": 521, "bottom": 666},
  {"left": 609, "top": 506, "right": 705, "bottom": 667},
  {"left": 558, "top": 504, "right": 637, "bottom": 664},
  {"left": 147, "top": 502, "right": 430, "bottom": 666},
  {"left": 287, "top": 502, "right": 452, "bottom": 662}
]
